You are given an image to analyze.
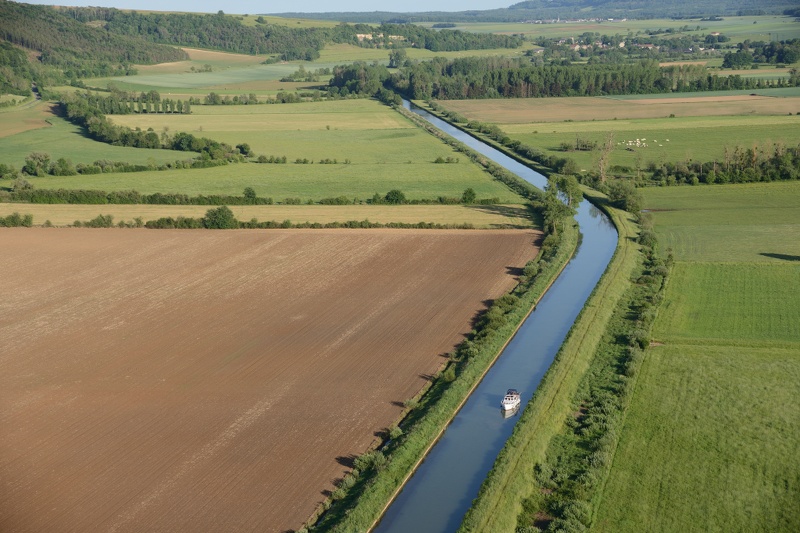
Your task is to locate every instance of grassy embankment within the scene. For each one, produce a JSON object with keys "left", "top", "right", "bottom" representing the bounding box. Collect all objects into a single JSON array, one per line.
[
  {"left": 441, "top": 93, "right": 800, "bottom": 177},
  {"left": 592, "top": 181, "right": 800, "bottom": 532}
]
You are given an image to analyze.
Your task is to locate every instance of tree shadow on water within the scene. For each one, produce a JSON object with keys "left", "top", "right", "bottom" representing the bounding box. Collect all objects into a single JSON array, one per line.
[{"left": 760, "top": 252, "right": 800, "bottom": 262}]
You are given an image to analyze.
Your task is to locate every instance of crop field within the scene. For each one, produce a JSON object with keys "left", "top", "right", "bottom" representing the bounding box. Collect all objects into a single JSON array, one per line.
[
  {"left": 0, "top": 203, "right": 533, "bottom": 228},
  {"left": 593, "top": 181, "right": 800, "bottom": 531},
  {"left": 0, "top": 227, "right": 539, "bottom": 533},
  {"left": 439, "top": 94, "right": 800, "bottom": 174},
  {"left": 642, "top": 181, "right": 800, "bottom": 262}
]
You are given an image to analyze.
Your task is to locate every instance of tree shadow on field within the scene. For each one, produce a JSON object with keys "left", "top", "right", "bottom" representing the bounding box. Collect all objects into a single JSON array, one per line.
[
  {"left": 760, "top": 252, "right": 800, "bottom": 262},
  {"left": 336, "top": 455, "right": 357, "bottom": 469},
  {"left": 506, "top": 265, "right": 524, "bottom": 277},
  {"left": 465, "top": 204, "right": 533, "bottom": 229}
]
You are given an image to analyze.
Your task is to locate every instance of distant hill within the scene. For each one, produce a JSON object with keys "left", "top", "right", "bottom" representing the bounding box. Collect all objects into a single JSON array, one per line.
[
  {"left": 275, "top": 0, "right": 799, "bottom": 23},
  {"left": 0, "top": 1, "right": 187, "bottom": 79}
]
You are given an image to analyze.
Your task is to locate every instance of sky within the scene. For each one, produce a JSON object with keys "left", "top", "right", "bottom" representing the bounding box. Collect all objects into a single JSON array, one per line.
[{"left": 20, "top": 0, "right": 514, "bottom": 14}]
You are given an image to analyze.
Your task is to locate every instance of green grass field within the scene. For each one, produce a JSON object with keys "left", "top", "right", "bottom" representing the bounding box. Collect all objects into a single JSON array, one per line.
[
  {"left": 1, "top": 100, "right": 523, "bottom": 202},
  {"left": 593, "top": 181, "right": 800, "bottom": 532},
  {"left": 642, "top": 181, "right": 800, "bottom": 262},
  {"left": 0, "top": 115, "right": 184, "bottom": 169},
  {"left": 594, "top": 342, "right": 800, "bottom": 532}
]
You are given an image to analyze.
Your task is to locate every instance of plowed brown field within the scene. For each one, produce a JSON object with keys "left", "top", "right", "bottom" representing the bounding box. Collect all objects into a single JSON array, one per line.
[{"left": 0, "top": 228, "right": 539, "bottom": 533}]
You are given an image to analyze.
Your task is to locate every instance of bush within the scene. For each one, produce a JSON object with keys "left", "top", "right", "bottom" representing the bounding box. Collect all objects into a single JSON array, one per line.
[
  {"left": 203, "top": 206, "right": 239, "bottom": 229},
  {"left": 384, "top": 189, "right": 406, "bottom": 204}
]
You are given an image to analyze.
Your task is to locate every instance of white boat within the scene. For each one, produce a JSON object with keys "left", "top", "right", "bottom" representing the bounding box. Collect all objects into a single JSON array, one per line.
[{"left": 501, "top": 389, "right": 521, "bottom": 411}]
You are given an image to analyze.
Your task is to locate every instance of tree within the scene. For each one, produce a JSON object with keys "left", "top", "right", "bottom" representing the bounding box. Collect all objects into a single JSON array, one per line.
[
  {"left": 243, "top": 187, "right": 257, "bottom": 203},
  {"left": 388, "top": 48, "right": 408, "bottom": 68},
  {"left": 203, "top": 205, "right": 239, "bottom": 229},
  {"left": 607, "top": 180, "right": 642, "bottom": 213},
  {"left": 597, "top": 132, "right": 615, "bottom": 183},
  {"left": 553, "top": 174, "right": 582, "bottom": 208},
  {"left": 384, "top": 189, "right": 406, "bottom": 204},
  {"left": 236, "top": 143, "right": 252, "bottom": 157},
  {"left": 23, "top": 152, "right": 51, "bottom": 176},
  {"left": 461, "top": 187, "right": 477, "bottom": 204}
]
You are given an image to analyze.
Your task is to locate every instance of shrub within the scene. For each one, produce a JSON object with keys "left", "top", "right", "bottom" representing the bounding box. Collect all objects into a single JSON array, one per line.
[{"left": 203, "top": 206, "right": 238, "bottom": 229}]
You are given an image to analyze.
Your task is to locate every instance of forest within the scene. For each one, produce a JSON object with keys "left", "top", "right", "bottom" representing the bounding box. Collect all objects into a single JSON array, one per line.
[
  {"left": 331, "top": 57, "right": 799, "bottom": 101},
  {"left": 0, "top": 1, "right": 186, "bottom": 80}
]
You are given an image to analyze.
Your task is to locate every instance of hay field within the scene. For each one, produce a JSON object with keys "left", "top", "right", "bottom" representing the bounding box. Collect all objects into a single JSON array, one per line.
[
  {"left": 0, "top": 203, "right": 533, "bottom": 229},
  {"left": 0, "top": 227, "right": 539, "bottom": 533},
  {"left": 593, "top": 182, "right": 800, "bottom": 531}
]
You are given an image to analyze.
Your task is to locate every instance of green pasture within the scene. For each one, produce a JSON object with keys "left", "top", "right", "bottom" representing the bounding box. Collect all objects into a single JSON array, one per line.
[
  {"left": 14, "top": 158, "right": 519, "bottom": 202},
  {"left": 642, "top": 181, "right": 800, "bottom": 262},
  {"left": 594, "top": 341, "right": 800, "bottom": 533},
  {"left": 593, "top": 179, "right": 800, "bottom": 531},
  {"left": 505, "top": 115, "right": 800, "bottom": 176},
  {"left": 654, "top": 262, "right": 800, "bottom": 344},
  {"left": 0, "top": 115, "right": 182, "bottom": 169}
]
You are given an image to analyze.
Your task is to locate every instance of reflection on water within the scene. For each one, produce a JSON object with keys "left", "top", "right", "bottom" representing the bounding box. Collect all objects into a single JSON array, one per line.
[{"left": 501, "top": 405, "right": 520, "bottom": 419}]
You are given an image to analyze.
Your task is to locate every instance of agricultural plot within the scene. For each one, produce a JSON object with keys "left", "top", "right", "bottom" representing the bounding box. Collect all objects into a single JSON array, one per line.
[
  {"left": 593, "top": 182, "right": 800, "bottom": 531},
  {"left": 0, "top": 203, "right": 533, "bottom": 229},
  {"left": 15, "top": 100, "right": 522, "bottom": 202},
  {"left": 0, "top": 227, "right": 540, "bottom": 533},
  {"left": 439, "top": 93, "right": 800, "bottom": 175}
]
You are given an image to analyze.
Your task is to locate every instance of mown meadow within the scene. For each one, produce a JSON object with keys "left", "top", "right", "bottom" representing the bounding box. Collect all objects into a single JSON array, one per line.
[{"left": 592, "top": 181, "right": 800, "bottom": 531}]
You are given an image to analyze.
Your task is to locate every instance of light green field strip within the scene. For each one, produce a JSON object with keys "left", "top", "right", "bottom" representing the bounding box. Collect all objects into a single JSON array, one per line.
[
  {"left": 0, "top": 203, "right": 532, "bottom": 229},
  {"left": 593, "top": 342, "right": 800, "bottom": 533}
]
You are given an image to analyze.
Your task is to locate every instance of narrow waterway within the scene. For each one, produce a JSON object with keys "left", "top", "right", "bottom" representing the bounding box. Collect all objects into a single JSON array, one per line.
[{"left": 371, "top": 103, "right": 619, "bottom": 533}]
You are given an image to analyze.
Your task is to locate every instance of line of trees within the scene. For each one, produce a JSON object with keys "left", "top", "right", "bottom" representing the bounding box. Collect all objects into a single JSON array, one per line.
[
  {"left": 72, "top": 90, "right": 191, "bottom": 115},
  {"left": 61, "top": 93, "right": 239, "bottom": 161}
]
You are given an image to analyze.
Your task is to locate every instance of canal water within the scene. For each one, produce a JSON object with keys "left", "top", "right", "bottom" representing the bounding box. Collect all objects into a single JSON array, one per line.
[{"left": 371, "top": 103, "right": 619, "bottom": 533}]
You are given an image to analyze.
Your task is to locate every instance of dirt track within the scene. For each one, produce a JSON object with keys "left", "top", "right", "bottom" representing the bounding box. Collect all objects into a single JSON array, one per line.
[{"left": 0, "top": 228, "right": 539, "bottom": 532}]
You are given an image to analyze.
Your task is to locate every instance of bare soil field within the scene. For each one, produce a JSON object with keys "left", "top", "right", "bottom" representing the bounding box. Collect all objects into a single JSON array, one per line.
[
  {"left": 0, "top": 228, "right": 539, "bottom": 533},
  {"left": 440, "top": 94, "right": 800, "bottom": 123}
]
